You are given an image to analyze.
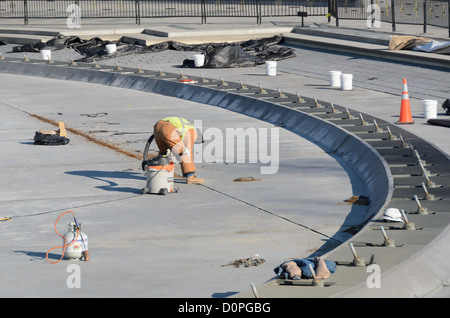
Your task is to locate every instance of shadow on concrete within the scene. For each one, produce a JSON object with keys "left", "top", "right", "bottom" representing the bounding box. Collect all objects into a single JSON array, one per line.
[
  {"left": 65, "top": 170, "right": 145, "bottom": 194},
  {"left": 306, "top": 152, "right": 371, "bottom": 258},
  {"left": 14, "top": 250, "right": 56, "bottom": 262}
]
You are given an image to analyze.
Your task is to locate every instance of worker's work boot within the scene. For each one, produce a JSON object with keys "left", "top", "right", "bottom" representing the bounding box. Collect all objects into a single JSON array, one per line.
[{"left": 186, "top": 175, "right": 204, "bottom": 184}]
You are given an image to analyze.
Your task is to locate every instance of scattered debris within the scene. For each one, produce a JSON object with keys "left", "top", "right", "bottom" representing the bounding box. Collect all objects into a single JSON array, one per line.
[
  {"left": 81, "top": 112, "right": 108, "bottom": 117},
  {"left": 343, "top": 195, "right": 370, "bottom": 206},
  {"left": 233, "top": 176, "right": 260, "bottom": 182},
  {"left": 29, "top": 114, "right": 142, "bottom": 160},
  {"left": 222, "top": 257, "right": 266, "bottom": 268}
]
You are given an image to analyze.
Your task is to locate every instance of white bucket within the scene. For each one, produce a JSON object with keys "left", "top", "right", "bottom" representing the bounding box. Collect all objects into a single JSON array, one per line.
[
  {"left": 422, "top": 99, "right": 438, "bottom": 119},
  {"left": 40, "top": 49, "right": 51, "bottom": 61},
  {"left": 329, "top": 71, "right": 341, "bottom": 87},
  {"left": 266, "top": 61, "right": 277, "bottom": 76},
  {"left": 193, "top": 54, "right": 205, "bottom": 67},
  {"left": 340, "top": 74, "right": 353, "bottom": 90},
  {"left": 105, "top": 44, "right": 117, "bottom": 54}
]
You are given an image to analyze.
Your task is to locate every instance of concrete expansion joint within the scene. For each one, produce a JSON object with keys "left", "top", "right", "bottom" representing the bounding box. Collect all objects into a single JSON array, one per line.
[{"left": 1, "top": 56, "right": 449, "bottom": 297}]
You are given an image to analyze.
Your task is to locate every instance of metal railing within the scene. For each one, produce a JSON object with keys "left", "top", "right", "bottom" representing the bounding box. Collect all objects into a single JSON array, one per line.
[
  {"left": 0, "top": 0, "right": 448, "bottom": 36},
  {"left": 0, "top": 0, "right": 329, "bottom": 24},
  {"left": 330, "top": 0, "right": 450, "bottom": 36}
]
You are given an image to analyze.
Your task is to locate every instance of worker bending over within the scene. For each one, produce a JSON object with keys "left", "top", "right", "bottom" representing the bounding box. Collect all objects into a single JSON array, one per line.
[{"left": 153, "top": 116, "right": 204, "bottom": 184}]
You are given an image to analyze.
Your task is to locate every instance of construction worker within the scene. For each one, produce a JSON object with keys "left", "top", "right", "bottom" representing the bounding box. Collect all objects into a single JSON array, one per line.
[{"left": 153, "top": 116, "right": 204, "bottom": 184}]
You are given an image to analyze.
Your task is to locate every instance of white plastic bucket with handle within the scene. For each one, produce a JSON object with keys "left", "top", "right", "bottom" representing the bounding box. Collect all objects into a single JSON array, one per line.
[
  {"left": 329, "top": 71, "right": 341, "bottom": 87},
  {"left": 193, "top": 54, "right": 205, "bottom": 67},
  {"left": 422, "top": 100, "right": 438, "bottom": 119},
  {"left": 265, "top": 61, "right": 277, "bottom": 76},
  {"left": 40, "top": 49, "right": 51, "bottom": 61},
  {"left": 105, "top": 44, "right": 117, "bottom": 54},
  {"left": 340, "top": 74, "right": 353, "bottom": 90}
]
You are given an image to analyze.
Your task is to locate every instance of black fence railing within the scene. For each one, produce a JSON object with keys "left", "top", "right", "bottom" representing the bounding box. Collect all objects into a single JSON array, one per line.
[
  {"left": 330, "top": 0, "right": 450, "bottom": 36},
  {"left": 0, "top": 0, "right": 329, "bottom": 24},
  {"left": 0, "top": 0, "right": 448, "bottom": 36}
]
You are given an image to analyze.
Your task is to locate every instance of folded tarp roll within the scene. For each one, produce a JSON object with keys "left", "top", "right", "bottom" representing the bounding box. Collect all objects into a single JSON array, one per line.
[{"left": 427, "top": 119, "right": 450, "bottom": 127}]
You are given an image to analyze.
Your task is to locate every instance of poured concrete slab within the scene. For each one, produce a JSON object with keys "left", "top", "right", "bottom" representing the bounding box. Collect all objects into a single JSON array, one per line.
[{"left": 0, "top": 73, "right": 361, "bottom": 297}]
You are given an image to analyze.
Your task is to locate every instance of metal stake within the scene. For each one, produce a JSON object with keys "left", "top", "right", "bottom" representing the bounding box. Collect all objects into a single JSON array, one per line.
[
  {"left": 414, "top": 195, "right": 428, "bottom": 215},
  {"left": 219, "top": 76, "right": 228, "bottom": 86},
  {"left": 422, "top": 182, "right": 435, "bottom": 200},
  {"left": 418, "top": 160, "right": 435, "bottom": 188},
  {"left": 386, "top": 126, "right": 397, "bottom": 140},
  {"left": 359, "top": 113, "right": 368, "bottom": 126},
  {"left": 250, "top": 283, "right": 259, "bottom": 298},
  {"left": 179, "top": 70, "right": 187, "bottom": 79},
  {"left": 408, "top": 142, "right": 416, "bottom": 157},
  {"left": 239, "top": 80, "right": 248, "bottom": 90},
  {"left": 380, "top": 225, "right": 395, "bottom": 247},
  {"left": 257, "top": 83, "right": 267, "bottom": 94},
  {"left": 135, "top": 64, "right": 144, "bottom": 73},
  {"left": 314, "top": 97, "right": 323, "bottom": 108},
  {"left": 277, "top": 88, "right": 286, "bottom": 98},
  {"left": 398, "top": 133, "right": 407, "bottom": 147},
  {"left": 414, "top": 149, "right": 426, "bottom": 166},
  {"left": 401, "top": 209, "right": 416, "bottom": 230},
  {"left": 373, "top": 119, "right": 383, "bottom": 132},
  {"left": 349, "top": 242, "right": 365, "bottom": 266},
  {"left": 157, "top": 67, "right": 165, "bottom": 76},
  {"left": 92, "top": 59, "right": 100, "bottom": 68},
  {"left": 296, "top": 92, "right": 306, "bottom": 103},
  {"left": 330, "top": 102, "right": 337, "bottom": 113},
  {"left": 345, "top": 107, "right": 354, "bottom": 119}
]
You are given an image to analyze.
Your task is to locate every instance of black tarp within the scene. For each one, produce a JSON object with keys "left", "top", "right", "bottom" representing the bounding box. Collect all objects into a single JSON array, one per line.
[
  {"left": 13, "top": 34, "right": 86, "bottom": 53},
  {"left": 33, "top": 131, "right": 70, "bottom": 145},
  {"left": 442, "top": 99, "right": 450, "bottom": 115},
  {"left": 427, "top": 119, "right": 450, "bottom": 127},
  {"left": 12, "top": 34, "right": 295, "bottom": 68}
]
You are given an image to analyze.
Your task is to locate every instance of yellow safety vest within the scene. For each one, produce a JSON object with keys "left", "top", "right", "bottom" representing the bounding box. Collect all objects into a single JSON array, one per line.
[{"left": 162, "top": 117, "right": 195, "bottom": 139}]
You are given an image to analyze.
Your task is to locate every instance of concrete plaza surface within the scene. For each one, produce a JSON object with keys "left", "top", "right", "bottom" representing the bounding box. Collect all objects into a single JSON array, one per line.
[
  {"left": 0, "top": 15, "right": 450, "bottom": 298},
  {"left": 0, "top": 73, "right": 358, "bottom": 298}
]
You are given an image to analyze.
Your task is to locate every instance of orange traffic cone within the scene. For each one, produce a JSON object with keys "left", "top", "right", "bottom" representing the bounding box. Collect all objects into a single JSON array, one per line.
[{"left": 397, "top": 78, "right": 414, "bottom": 124}]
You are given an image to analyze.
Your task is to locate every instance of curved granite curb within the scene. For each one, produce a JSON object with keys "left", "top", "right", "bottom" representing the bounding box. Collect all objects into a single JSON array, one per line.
[{"left": 1, "top": 58, "right": 448, "bottom": 297}]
